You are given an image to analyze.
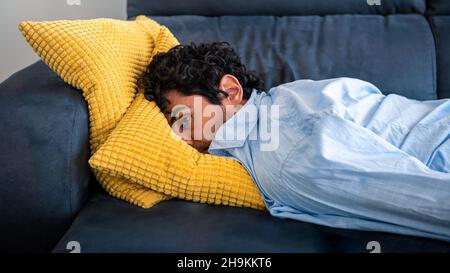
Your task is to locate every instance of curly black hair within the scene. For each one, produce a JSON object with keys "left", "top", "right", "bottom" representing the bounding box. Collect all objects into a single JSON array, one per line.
[{"left": 140, "top": 41, "right": 265, "bottom": 112}]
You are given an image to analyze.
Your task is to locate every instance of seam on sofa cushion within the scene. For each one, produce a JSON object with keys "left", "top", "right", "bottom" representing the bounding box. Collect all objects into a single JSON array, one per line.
[{"left": 424, "top": 14, "right": 438, "bottom": 97}]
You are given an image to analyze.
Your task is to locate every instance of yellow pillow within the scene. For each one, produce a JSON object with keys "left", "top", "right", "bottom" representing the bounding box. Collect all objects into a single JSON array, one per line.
[
  {"left": 89, "top": 93, "right": 266, "bottom": 210},
  {"left": 19, "top": 15, "right": 266, "bottom": 209},
  {"left": 19, "top": 16, "right": 177, "bottom": 207}
]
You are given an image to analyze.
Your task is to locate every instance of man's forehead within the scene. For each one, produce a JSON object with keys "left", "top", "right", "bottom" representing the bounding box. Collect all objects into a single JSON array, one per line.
[
  {"left": 165, "top": 95, "right": 208, "bottom": 112},
  {"left": 165, "top": 103, "right": 192, "bottom": 115}
]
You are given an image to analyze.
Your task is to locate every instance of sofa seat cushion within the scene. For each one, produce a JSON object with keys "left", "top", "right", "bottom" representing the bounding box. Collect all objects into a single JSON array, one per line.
[{"left": 53, "top": 193, "right": 450, "bottom": 253}]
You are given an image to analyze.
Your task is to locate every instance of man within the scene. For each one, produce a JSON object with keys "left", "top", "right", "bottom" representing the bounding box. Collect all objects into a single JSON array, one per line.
[{"left": 141, "top": 42, "right": 450, "bottom": 241}]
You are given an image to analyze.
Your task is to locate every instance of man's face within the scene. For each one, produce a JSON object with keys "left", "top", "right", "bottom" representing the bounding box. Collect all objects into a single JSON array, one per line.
[
  {"left": 163, "top": 89, "right": 227, "bottom": 153},
  {"left": 162, "top": 74, "right": 246, "bottom": 153}
]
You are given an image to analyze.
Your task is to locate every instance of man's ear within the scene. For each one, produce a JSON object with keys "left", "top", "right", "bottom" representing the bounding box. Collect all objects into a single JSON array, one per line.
[{"left": 218, "top": 74, "right": 244, "bottom": 105}]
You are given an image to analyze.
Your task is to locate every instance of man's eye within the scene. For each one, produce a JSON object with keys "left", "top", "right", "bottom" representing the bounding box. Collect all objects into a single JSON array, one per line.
[
  {"left": 169, "top": 117, "right": 176, "bottom": 125},
  {"left": 169, "top": 114, "right": 190, "bottom": 127},
  {"left": 180, "top": 115, "right": 191, "bottom": 125}
]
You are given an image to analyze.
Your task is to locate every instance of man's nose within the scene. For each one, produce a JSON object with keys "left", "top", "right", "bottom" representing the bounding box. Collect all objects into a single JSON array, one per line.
[
  {"left": 178, "top": 130, "right": 194, "bottom": 146},
  {"left": 183, "top": 138, "right": 194, "bottom": 146}
]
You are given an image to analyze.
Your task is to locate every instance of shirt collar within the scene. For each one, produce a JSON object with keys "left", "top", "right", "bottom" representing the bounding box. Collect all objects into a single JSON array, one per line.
[{"left": 208, "top": 89, "right": 260, "bottom": 151}]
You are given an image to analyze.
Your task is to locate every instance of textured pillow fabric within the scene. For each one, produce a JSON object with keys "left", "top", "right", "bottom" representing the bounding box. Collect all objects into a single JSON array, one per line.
[
  {"left": 19, "top": 16, "right": 177, "bottom": 207},
  {"left": 89, "top": 93, "right": 266, "bottom": 210}
]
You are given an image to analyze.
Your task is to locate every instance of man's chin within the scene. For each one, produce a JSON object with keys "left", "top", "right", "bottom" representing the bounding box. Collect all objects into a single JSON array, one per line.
[
  {"left": 189, "top": 140, "right": 211, "bottom": 154},
  {"left": 193, "top": 145, "right": 210, "bottom": 154},
  {"left": 197, "top": 147, "right": 209, "bottom": 154}
]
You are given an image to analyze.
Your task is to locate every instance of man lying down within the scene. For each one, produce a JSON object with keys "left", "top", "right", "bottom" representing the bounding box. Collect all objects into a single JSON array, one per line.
[{"left": 140, "top": 42, "right": 450, "bottom": 242}]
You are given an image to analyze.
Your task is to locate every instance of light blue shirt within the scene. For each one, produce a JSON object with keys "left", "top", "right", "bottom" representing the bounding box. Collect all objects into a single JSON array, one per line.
[{"left": 208, "top": 77, "right": 450, "bottom": 242}]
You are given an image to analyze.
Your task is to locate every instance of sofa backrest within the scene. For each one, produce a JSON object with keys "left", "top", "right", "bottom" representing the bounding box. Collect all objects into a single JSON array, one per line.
[
  {"left": 128, "top": 0, "right": 450, "bottom": 100},
  {"left": 428, "top": 0, "right": 450, "bottom": 99},
  {"left": 128, "top": 0, "right": 426, "bottom": 16}
]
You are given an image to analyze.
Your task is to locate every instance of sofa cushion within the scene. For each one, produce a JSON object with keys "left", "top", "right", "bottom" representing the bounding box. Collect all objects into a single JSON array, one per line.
[
  {"left": 53, "top": 193, "right": 450, "bottom": 253},
  {"left": 0, "top": 61, "right": 91, "bottom": 252},
  {"left": 151, "top": 14, "right": 437, "bottom": 100},
  {"left": 429, "top": 16, "right": 450, "bottom": 99},
  {"left": 128, "top": 0, "right": 426, "bottom": 17},
  {"left": 427, "top": 0, "right": 450, "bottom": 15}
]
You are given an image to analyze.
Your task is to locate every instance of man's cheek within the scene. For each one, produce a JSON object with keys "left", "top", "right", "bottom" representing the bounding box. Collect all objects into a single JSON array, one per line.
[{"left": 202, "top": 112, "right": 224, "bottom": 142}]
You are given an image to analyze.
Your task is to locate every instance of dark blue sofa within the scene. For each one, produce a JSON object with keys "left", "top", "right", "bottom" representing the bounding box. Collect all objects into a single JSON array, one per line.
[{"left": 1, "top": 0, "right": 450, "bottom": 253}]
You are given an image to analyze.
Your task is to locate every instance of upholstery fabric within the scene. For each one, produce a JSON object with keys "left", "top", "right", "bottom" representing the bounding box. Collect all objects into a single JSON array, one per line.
[
  {"left": 52, "top": 193, "right": 450, "bottom": 253},
  {"left": 128, "top": 0, "right": 426, "bottom": 17},
  {"left": 0, "top": 61, "right": 90, "bottom": 252}
]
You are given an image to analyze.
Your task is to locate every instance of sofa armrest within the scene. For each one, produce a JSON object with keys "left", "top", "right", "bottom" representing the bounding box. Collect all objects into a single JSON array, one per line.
[{"left": 0, "top": 61, "right": 91, "bottom": 252}]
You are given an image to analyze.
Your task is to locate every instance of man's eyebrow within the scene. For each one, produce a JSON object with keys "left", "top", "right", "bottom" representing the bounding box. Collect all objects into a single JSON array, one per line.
[
  {"left": 169, "top": 105, "right": 191, "bottom": 115},
  {"left": 168, "top": 116, "right": 176, "bottom": 125},
  {"left": 165, "top": 107, "right": 180, "bottom": 115}
]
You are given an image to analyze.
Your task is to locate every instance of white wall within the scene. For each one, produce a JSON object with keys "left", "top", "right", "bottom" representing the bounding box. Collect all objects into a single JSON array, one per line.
[{"left": 0, "top": 0, "right": 127, "bottom": 82}]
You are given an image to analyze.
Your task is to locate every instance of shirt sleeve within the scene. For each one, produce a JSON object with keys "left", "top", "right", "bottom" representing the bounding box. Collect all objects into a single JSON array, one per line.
[
  {"left": 275, "top": 111, "right": 450, "bottom": 240},
  {"left": 270, "top": 77, "right": 385, "bottom": 126}
]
